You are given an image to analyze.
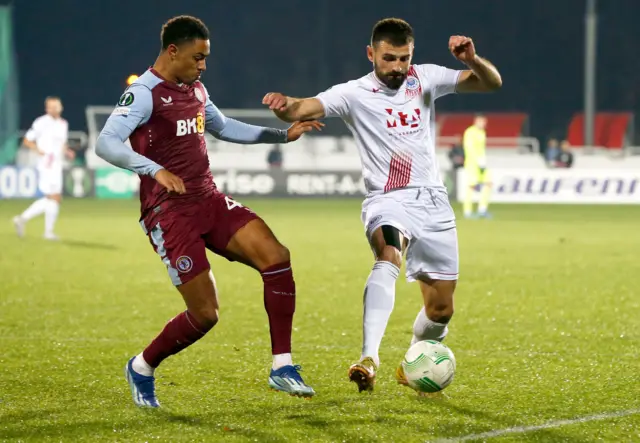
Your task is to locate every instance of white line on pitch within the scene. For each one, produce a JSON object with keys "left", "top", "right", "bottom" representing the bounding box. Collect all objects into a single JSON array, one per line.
[{"left": 429, "top": 408, "right": 640, "bottom": 442}]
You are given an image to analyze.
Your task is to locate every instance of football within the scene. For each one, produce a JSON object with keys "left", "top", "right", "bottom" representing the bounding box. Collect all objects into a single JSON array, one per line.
[{"left": 401, "top": 340, "right": 456, "bottom": 393}]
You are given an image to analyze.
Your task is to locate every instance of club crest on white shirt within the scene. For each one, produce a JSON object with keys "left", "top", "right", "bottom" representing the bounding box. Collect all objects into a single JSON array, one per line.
[{"left": 405, "top": 66, "right": 423, "bottom": 99}]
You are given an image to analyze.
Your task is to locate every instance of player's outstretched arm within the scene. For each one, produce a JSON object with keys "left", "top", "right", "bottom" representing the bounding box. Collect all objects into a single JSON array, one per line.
[
  {"left": 262, "top": 93, "right": 326, "bottom": 123},
  {"left": 205, "top": 95, "right": 323, "bottom": 143},
  {"left": 448, "top": 36, "right": 502, "bottom": 93}
]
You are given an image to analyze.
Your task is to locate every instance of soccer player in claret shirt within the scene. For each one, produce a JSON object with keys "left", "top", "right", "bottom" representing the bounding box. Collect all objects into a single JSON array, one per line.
[
  {"left": 96, "top": 15, "right": 322, "bottom": 407},
  {"left": 263, "top": 18, "right": 502, "bottom": 393}
]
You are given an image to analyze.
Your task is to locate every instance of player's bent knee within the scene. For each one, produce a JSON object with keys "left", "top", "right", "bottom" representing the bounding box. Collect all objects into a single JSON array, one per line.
[
  {"left": 421, "top": 279, "right": 456, "bottom": 323},
  {"left": 190, "top": 305, "right": 219, "bottom": 331},
  {"left": 261, "top": 243, "right": 291, "bottom": 269},
  {"left": 425, "top": 303, "right": 454, "bottom": 324},
  {"left": 378, "top": 245, "right": 402, "bottom": 268},
  {"left": 177, "top": 270, "right": 220, "bottom": 331},
  {"left": 274, "top": 244, "right": 291, "bottom": 264}
]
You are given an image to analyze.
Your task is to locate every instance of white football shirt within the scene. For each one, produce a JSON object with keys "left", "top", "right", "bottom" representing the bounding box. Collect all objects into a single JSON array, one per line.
[
  {"left": 24, "top": 114, "right": 68, "bottom": 172},
  {"left": 316, "top": 64, "right": 461, "bottom": 194}
]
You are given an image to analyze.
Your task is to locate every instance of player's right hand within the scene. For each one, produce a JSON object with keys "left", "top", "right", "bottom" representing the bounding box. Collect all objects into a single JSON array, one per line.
[
  {"left": 286, "top": 121, "right": 325, "bottom": 142},
  {"left": 154, "top": 169, "right": 186, "bottom": 194},
  {"left": 262, "top": 92, "right": 288, "bottom": 112}
]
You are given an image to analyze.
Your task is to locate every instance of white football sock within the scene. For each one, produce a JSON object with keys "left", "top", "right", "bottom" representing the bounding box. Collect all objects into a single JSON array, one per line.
[
  {"left": 411, "top": 308, "right": 449, "bottom": 345},
  {"left": 272, "top": 353, "right": 293, "bottom": 370},
  {"left": 44, "top": 199, "right": 60, "bottom": 236},
  {"left": 361, "top": 261, "right": 399, "bottom": 366},
  {"left": 132, "top": 353, "right": 154, "bottom": 376},
  {"left": 20, "top": 198, "right": 48, "bottom": 221}
]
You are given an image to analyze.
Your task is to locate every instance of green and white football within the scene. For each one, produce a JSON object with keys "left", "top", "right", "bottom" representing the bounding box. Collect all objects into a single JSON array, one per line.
[{"left": 401, "top": 340, "right": 456, "bottom": 393}]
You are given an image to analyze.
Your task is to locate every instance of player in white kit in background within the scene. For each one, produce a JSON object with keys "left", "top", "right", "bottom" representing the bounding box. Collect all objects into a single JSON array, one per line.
[
  {"left": 13, "top": 97, "right": 74, "bottom": 240},
  {"left": 263, "top": 18, "right": 502, "bottom": 393}
]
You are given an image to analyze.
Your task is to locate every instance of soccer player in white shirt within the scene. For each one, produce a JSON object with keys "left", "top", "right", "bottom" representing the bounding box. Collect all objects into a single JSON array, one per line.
[
  {"left": 13, "top": 97, "right": 74, "bottom": 240},
  {"left": 263, "top": 18, "right": 502, "bottom": 393}
]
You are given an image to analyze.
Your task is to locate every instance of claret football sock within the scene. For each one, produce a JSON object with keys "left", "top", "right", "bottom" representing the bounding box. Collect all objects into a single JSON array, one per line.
[
  {"left": 261, "top": 261, "right": 296, "bottom": 366},
  {"left": 141, "top": 310, "right": 211, "bottom": 369}
]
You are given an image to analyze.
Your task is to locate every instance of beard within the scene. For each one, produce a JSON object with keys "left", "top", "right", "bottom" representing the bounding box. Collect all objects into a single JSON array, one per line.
[{"left": 374, "top": 65, "right": 407, "bottom": 90}]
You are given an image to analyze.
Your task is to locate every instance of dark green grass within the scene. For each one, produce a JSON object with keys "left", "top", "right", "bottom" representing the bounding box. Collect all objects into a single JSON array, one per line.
[{"left": 1, "top": 199, "right": 639, "bottom": 442}]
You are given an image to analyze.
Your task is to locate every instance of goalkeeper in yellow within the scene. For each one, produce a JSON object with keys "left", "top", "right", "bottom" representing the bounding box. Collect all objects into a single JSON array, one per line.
[{"left": 462, "top": 115, "right": 492, "bottom": 218}]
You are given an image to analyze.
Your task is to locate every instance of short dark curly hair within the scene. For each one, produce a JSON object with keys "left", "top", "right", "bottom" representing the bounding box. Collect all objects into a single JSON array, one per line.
[
  {"left": 371, "top": 18, "right": 414, "bottom": 47},
  {"left": 161, "top": 15, "right": 210, "bottom": 50}
]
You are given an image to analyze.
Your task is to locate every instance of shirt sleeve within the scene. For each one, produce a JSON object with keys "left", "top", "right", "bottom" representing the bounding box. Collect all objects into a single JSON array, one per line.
[
  {"left": 202, "top": 83, "right": 288, "bottom": 144},
  {"left": 417, "top": 64, "right": 462, "bottom": 100},
  {"left": 24, "top": 117, "right": 43, "bottom": 142},
  {"left": 95, "top": 84, "right": 163, "bottom": 177},
  {"left": 315, "top": 83, "right": 351, "bottom": 118}
]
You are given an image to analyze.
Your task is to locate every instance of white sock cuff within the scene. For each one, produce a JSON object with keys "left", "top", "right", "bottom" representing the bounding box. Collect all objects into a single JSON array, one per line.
[
  {"left": 272, "top": 353, "right": 293, "bottom": 370},
  {"left": 412, "top": 308, "right": 449, "bottom": 342},
  {"left": 372, "top": 261, "right": 400, "bottom": 279},
  {"left": 132, "top": 353, "right": 154, "bottom": 376}
]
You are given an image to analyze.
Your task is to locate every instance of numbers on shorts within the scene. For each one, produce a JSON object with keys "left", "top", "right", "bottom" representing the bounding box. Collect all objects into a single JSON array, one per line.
[{"left": 225, "top": 195, "right": 243, "bottom": 210}]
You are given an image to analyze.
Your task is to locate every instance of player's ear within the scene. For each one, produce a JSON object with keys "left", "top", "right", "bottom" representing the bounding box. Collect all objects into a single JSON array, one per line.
[
  {"left": 167, "top": 44, "right": 179, "bottom": 60},
  {"left": 367, "top": 45, "right": 374, "bottom": 63}
]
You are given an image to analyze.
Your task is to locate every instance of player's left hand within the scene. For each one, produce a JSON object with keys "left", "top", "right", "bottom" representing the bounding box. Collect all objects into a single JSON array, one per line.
[
  {"left": 286, "top": 121, "right": 325, "bottom": 142},
  {"left": 449, "top": 35, "right": 476, "bottom": 64},
  {"left": 262, "top": 92, "right": 288, "bottom": 112}
]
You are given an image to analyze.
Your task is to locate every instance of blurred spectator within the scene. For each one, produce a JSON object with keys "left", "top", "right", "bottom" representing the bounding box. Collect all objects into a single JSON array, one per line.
[
  {"left": 448, "top": 134, "right": 465, "bottom": 169},
  {"left": 267, "top": 144, "right": 283, "bottom": 169},
  {"left": 555, "top": 140, "right": 573, "bottom": 168},
  {"left": 545, "top": 138, "right": 559, "bottom": 165}
]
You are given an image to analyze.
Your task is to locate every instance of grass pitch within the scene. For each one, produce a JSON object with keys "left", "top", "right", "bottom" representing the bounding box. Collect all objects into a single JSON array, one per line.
[{"left": 1, "top": 199, "right": 639, "bottom": 442}]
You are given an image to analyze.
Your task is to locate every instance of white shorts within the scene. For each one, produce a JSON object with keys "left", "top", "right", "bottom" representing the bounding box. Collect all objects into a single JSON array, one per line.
[
  {"left": 38, "top": 169, "right": 63, "bottom": 195},
  {"left": 361, "top": 187, "right": 459, "bottom": 282}
]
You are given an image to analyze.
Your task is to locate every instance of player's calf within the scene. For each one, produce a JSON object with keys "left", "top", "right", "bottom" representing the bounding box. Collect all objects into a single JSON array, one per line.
[
  {"left": 225, "top": 218, "right": 314, "bottom": 395},
  {"left": 411, "top": 279, "right": 456, "bottom": 344},
  {"left": 262, "top": 260, "right": 295, "bottom": 364},
  {"left": 262, "top": 264, "right": 315, "bottom": 397},
  {"left": 355, "top": 225, "right": 402, "bottom": 378},
  {"left": 125, "top": 270, "right": 218, "bottom": 407}
]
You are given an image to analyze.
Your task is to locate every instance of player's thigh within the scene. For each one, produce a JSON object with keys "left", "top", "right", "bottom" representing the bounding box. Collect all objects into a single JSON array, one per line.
[
  {"left": 202, "top": 193, "right": 288, "bottom": 271},
  {"left": 224, "top": 219, "right": 290, "bottom": 271},
  {"left": 142, "top": 211, "right": 210, "bottom": 288},
  {"left": 369, "top": 226, "right": 406, "bottom": 267},
  {"left": 406, "top": 226, "right": 459, "bottom": 284},
  {"left": 362, "top": 193, "right": 411, "bottom": 266},
  {"left": 407, "top": 222, "right": 458, "bottom": 322}
]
